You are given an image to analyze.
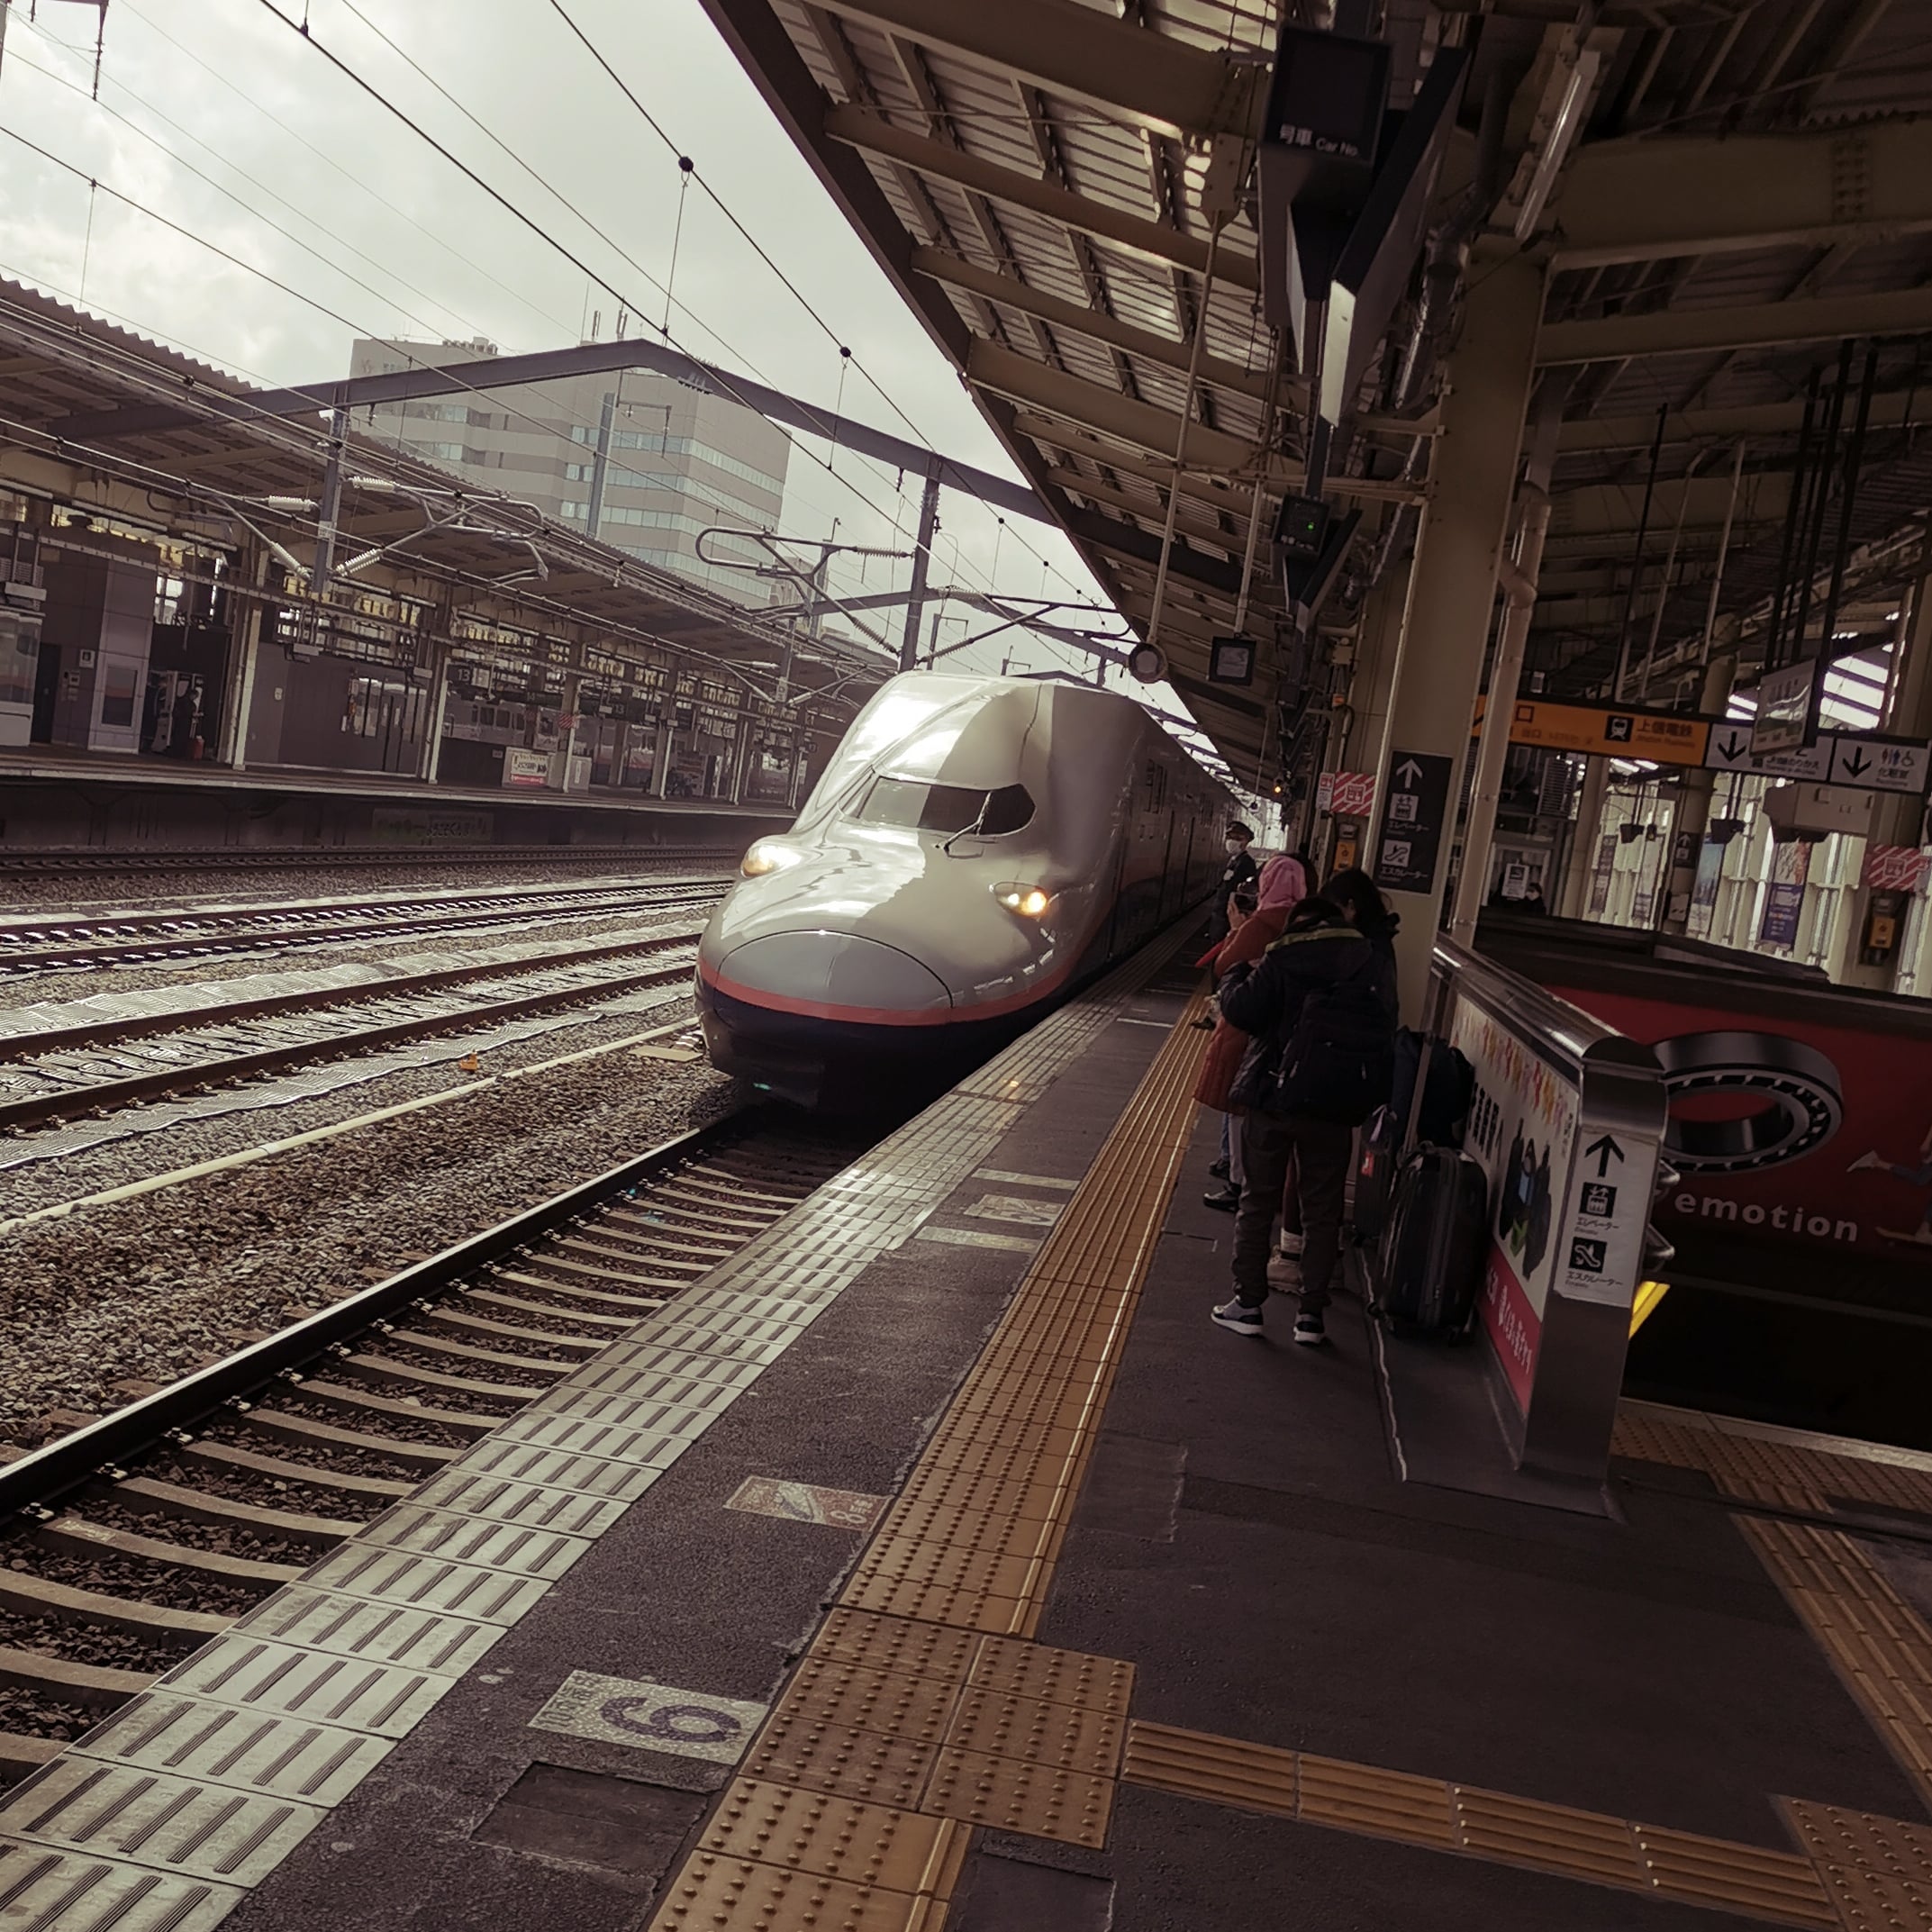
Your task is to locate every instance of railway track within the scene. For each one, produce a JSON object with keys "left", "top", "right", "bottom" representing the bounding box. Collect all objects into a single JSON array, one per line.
[
  {"left": 0, "top": 917, "right": 722, "bottom": 1143},
  {"left": 0, "top": 1111, "right": 860, "bottom": 1783},
  {"left": 0, "top": 873, "right": 732, "bottom": 982},
  {"left": 0, "top": 843, "right": 755, "bottom": 883}
]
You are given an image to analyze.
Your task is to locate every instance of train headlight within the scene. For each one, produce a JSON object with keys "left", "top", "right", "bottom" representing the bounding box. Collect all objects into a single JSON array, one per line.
[
  {"left": 740, "top": 842, "right": 801, "bottom": 878},
  {"left": 993, "top": 882, "right": 1053, "bottom": 919}
]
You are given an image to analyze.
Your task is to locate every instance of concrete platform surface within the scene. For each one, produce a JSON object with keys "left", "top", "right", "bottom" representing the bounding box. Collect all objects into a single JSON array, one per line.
[{"left": 4, "top": 925, "right": 1929, "bottom": 1932}]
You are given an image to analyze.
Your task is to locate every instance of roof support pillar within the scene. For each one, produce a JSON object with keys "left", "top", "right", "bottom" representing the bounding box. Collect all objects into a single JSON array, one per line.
[{"left": 1367, "top": 241, "right": 1546, "bottom": 1020}]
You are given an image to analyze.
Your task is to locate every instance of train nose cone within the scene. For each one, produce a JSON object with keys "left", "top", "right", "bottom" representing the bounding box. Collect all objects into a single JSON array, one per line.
[{"left": 717, "top": 931, "right": 952, "bottom": 1017}]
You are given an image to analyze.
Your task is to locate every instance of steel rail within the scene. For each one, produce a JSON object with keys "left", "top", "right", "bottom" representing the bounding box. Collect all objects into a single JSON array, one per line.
[
  {"left": 0, "top": 876, "right": 726, "bottom": 977},
  {"left": 0, "top": 1113, "right": 757, "bottom": 1519},
  {"left": 0, "top": 945, "right": 703, "bottom": 1135}
]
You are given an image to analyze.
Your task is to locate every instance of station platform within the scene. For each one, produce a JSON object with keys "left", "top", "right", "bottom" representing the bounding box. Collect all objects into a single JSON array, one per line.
[
  {"left": 0, "top": 746, "right": 788, "bottom": 854},
  {"left": 5, "top": 928, "right": 1931, "bottom": 1931}
]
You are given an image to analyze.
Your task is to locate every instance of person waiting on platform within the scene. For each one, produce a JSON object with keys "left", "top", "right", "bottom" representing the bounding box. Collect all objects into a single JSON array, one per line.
[
  {"left": 1211, "top": 875, "right": 1398, "bottom": 1346},
  {"left": 1194, "top": 852, "right": 1311, "bottom": 1211},
  {"left": 1205, "top": 821, "right": 1259, "bottom": 947}
]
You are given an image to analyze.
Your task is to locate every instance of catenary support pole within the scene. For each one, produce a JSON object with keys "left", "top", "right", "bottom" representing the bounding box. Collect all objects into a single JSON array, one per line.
[
  {"left": 216, "top": 547, "right": 269, "bottom": 770},
  {"left": 898, "top": 456, "right": 941, "bottom": 673}
]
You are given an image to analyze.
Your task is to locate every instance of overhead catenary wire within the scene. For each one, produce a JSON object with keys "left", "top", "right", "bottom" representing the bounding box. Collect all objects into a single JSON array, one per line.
[
  {"left": 0, "top": 42, "right": 938, "bottom": 640},
  {"left": 270, "top": 0, "right": 1078, "bottom": 644},
  {"left": 11, "top": 3, "right": 1143, "bottom": 703}
]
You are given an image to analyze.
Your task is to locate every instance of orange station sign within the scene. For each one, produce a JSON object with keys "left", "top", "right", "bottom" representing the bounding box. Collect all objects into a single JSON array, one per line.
[{"left": 1471, "top": 696, "right": 1712, "bottom": 766}]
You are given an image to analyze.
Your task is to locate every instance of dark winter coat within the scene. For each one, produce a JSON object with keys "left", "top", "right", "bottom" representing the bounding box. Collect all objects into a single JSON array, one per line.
[{"left": 1219, "top": 912, "right": 1398, "bottom": 1119}]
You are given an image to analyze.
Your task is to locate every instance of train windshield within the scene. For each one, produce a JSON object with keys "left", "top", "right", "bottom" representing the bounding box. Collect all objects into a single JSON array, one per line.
[{"left": 856, "top": 777, "right": 1035, "bottom": 836}]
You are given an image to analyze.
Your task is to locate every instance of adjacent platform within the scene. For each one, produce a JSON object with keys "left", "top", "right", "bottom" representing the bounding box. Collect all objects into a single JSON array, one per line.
[
  {"left": 4, "top": 927, "right": 1930, "bottom": 1931},
  {"left": 0, "top": 747, "right": 789, "bottom": 855}
]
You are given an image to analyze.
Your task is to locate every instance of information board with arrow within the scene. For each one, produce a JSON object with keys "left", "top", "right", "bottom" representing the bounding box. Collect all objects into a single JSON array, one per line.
[
  {"left": 1558, "top": 1127, "right": 1655, "bottom": 1306},
  {"left": 1703, "top": 725, "right": 1929, "bottom": 794},
  {"left": 1375, "top": 749, "right": 1453, "bottom": 893}
]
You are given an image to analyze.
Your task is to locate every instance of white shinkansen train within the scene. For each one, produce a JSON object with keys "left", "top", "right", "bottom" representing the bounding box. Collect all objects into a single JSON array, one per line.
[{"left": 695, "top": 672, "right": 1236, "bottom": 1107}]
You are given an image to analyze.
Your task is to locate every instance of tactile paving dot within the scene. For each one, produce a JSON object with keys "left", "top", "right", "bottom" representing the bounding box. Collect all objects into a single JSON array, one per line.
[
  {"left": 742, "top": 1713, "right": 937, "bottom": 1810},
  {"left": 699, "top": 1779, "right": 954, "bottom": 1892},
  {"left": 643, "top": 1853, "right": 924, "bottom": 1932},
  {"left": 870, "top": 1496, "right": 1059, "bottom": 1565},
  {"left": 943, "top": 1687, "right": 1123, "bottom": 1777},
  {"left": 848, "top": 1538, "right": 1039, "bottom": 1600},
  {"left": 969, "top": 1637, "right": 1135, "bottom": 1715},
  {"left": 776, "top": 1656, "right": 963, "bottom": 1746},
  {"left": 839, "top": 1568, "right": 1028, "bottom": 1633},
  {"left": 814, "top": 1610, "right": 979, "bottom": 1686},
  {"left": 921, "top": 1745, "right": 1113, "bottom": 1847}
]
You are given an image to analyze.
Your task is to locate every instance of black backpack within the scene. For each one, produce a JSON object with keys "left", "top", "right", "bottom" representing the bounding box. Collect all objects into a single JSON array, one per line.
[{"left": 1265, "top": 968, "right": 1396, "bottom": 1126}]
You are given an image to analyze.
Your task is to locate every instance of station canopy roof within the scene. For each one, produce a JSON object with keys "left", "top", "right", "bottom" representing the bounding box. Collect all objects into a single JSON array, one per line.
[
  {"left": 700, "top": 0, "right": 1932, "bottom": 774},
  {"left": 0, "top": 277, "right": 893, "bottom": 724}
]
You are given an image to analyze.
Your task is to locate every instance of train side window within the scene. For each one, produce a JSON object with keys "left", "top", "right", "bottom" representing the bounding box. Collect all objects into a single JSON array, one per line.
[{"left": 857, "top": 776, "right": 1035, "bottom": 835}]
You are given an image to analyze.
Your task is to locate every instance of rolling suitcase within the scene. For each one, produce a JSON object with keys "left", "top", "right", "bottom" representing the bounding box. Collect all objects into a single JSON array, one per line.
[{"left": 1374, "top": 1146, "right": 1489, "bottom": 1338}]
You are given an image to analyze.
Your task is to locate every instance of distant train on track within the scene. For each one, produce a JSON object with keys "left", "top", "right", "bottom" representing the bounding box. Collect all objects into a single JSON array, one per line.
[{"left": 696, "top": 672, "right": 1236, "bottom": 1107}]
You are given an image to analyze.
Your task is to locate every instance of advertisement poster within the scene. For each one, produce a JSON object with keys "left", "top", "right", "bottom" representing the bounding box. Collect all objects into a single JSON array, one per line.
[
  {"left": 1756, "top": 840, "right": 1810, "bottom": 948},
  {"left": 1548, "top": 983, "right": 1932, "bottom": 1267},
  {"left": 1688, "top": 838, "right": 1725, "bottom": 930},
  {"left": 1450, "top": 997, "right": 1581, "bottom": 1410}
]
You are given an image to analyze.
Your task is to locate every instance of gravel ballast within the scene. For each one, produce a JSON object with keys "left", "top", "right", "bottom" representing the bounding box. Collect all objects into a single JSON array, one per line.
[{"left": 0, "top": 1012, "right": 740, "bottom": 1447}]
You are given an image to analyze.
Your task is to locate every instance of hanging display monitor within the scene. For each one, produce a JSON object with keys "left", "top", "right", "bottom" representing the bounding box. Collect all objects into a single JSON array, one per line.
[
  {"left": 1209, "top": 636, "right": 1256, "bottom": 685},
  {"left": 1265, "top": 26, "right": 1390, "bottom": 160}
]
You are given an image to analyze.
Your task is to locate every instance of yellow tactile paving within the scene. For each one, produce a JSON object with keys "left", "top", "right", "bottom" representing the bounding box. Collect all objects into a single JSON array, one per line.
[
  {"left": 1297, "top": 1751, "right": 1459, "bottom": 1849},
  {"left": 698, "top": 1782, "right": 963, "bottom": 1895},
  {"left": 1783, "top": 1800, "right": 1932, "bottom": 1927},
  {"left": 1739, "top": 1515, "right": 1932, "bottom": 1810},
  {"left": 1614, "top": 1408, "right": 1932, "bottom": 1524},
  {"left": 648, "top": 984, "right": 1211, "bottom": 1924},
  {"left": 643, "top": 1854, "right": 946, "bottom": 1932},
  {"left": 1121, "top": 1719, "right": 1839, "bottom": 1926},
  {"left": 1450, "top": 1784, "right": 1643, "bottom": 1885},
  {"left": 921, "top": 1744, "right": 1115, "bottom": 1846},
  {"left": 942, "top": 1686, "right": 1125, "bottom": 1778}
]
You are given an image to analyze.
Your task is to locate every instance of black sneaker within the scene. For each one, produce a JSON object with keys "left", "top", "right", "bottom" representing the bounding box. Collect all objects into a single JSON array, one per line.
[
  {"left": 1208, "top": 1156, "right": 1230, "bottom": 1180},
  {"left": 1202, "top": 1186, "right": 1240, "bottom": 1212},
  {"left": 1189, "top": 1014, "right": 1216, "bottom": 1030},
  {"left": 1211, "top": 1298, "right": 1263, "bottom": 1336},
  {"left": 1293, "top": 1314, "right": 1328, "bottom": 1347}
]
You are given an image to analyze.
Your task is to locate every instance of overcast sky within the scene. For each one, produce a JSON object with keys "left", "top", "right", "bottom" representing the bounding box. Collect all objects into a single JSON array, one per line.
[{"left": 0, "top": 0, "right": 1231, "bottom": 751}]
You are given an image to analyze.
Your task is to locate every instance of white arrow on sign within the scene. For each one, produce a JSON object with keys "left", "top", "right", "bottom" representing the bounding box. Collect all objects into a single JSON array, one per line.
[{"left": 1396, "top": 757, "right": 1424, "bottom": 787}]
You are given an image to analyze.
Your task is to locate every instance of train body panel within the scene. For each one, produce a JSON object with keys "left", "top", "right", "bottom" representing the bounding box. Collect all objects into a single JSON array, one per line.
[{"left": 696, "top": 672, "right": 1233, "bottom": 1106}]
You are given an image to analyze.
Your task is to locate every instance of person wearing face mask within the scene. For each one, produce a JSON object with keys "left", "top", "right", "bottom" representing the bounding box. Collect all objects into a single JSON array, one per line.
[{"left": 1206, "top": 823, "right": 1259, "bottom": 946}]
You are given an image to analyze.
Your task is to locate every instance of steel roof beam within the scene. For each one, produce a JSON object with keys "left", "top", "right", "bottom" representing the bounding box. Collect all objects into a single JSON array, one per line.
[
  {"left": 912, "top": 248, "right": 1277, "bottom": 403},
  {"left": 1554, "top": 113, "right": 1932, "bottom": 268},
  {"left": 1558, "top": 389, "right": 1925, "bottom": 454},
  {"left": 825, "top": 108, "right": 1258, "bottom": 291},
  {"left": 1538, "top": 285, "right": 1932, "bottom": 364},
  {"left": 57, "top": 338, "right": 1050, "bottom": 525},
  {"left": 970, "top": 337, "right": 1258, "bottom": 475},
  {"left": 807, "top": 0, "right": 1263, "bottom": 141}
]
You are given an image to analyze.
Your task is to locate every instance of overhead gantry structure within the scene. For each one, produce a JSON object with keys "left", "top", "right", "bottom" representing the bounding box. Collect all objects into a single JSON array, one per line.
[{"left": 698, "top": 0, "right": 1932, "bottom": 830}]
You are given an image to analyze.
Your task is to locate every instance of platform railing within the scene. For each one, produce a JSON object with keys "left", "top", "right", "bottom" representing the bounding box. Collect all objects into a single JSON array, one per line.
[{"left": 1420, "top": 937, "right": 1672, "bottom": 1482}]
